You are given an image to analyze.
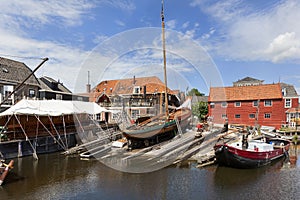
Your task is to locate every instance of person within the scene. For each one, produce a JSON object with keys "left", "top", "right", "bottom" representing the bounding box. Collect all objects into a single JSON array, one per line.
[
  {"left": 196, "top": 123, "right": 203, "bottom": 132},
  {"left": 292, "top": 134, "right": 298, "bottom": 145}
]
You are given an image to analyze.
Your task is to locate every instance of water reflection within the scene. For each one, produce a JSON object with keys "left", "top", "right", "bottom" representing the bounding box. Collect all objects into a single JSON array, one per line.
[{"left": 0, "top": 145, "right": 299, "bottom": 200}]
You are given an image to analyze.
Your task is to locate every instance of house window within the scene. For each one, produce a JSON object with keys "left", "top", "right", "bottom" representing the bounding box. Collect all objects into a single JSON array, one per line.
[
  {"left": 285, "top": 99, "right": 291, "bottom": 108},
  {"left": 235, "top": 102, "right": 241, "bottom": 107},
  {"left": 235, "top": 114, "right": 241, "bottom": 118},
  {"left": 249, "top": 114, "right": 255, "bottom": 119},
  {"left": 133, "top": 86, "right": 140, "bottom": 94},
  {"left": 131, "top": 109, "right": 140, "bottom": 119},
  {"left": 221, "top": 102, "right": 227, "bottom": 108},
  {"left": 221, "top": 114, "right": 227, "bottom": 119},
  {"left": 56, "top": 94, "right": 62, "bottom": 100},
  {"left": 210, "top": 103, "right": 215, "bottom": 108},
  {"left": 264, "top": 100, "right": 272, "bottom": 107},
  {"left": 253, "top": 100, "right": 258, "bottom": 107},
  {"left": 264, "top": 113, "right": 271, "bottom": 118},
  {"left": 28, "top": 89, "right": 35, "bottom": 97}
]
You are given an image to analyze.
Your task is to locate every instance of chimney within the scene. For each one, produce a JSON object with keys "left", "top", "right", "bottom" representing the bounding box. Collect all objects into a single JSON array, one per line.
[
  {"left": 133, "top": 75, "right": 136, "bottom": 85},
  {"left": 86, "top": 84, "right": 91, "bottom": 93},
  {"left": 86, "top": 71, "right": 91, "bottom": 93}
]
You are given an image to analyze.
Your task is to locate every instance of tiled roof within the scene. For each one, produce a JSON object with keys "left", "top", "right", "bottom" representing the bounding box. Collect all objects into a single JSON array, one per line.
[
  {"left": 209, "top": 83, "right": 282, "bottom": 102},
  {"left": 286, "top": 108, "right": 297, "bottom": 113},
  {"left": 92, "top": 76, "right": 175, "bottom": 96},
  {"left": 0, "top": 57, "right": 40, "bottom": 86}
]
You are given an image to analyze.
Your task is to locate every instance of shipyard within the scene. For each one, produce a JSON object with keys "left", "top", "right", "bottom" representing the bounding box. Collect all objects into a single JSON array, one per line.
[{"left": 1, "top": 1, "right": 300, "bottom": 200}]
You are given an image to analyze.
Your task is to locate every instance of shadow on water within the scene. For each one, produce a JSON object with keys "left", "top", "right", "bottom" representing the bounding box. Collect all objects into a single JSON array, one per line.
[{"left": 214, "top": 158, "right": 286, "bottom": 188}]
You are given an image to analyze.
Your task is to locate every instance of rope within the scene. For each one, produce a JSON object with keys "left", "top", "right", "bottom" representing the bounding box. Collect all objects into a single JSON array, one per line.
[
  {"left": 62, "top": 115, "right": 68, "bottom": 149},
  {"left": 48, "top": 115, "right": 67, "bottom": 150},
  {"left": 34, "top": 114, "right": 67, "bottom": 151},
  {"left": 14, "top": 114, "right": 38, "bottom": 160}
]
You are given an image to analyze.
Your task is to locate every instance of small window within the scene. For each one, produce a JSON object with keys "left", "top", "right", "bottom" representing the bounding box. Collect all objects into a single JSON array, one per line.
[
  {"left": 235, "top": 114, "right": 241, "bottom": 118},
  {"left": 264, "top": 113, "right": 271, "bottom": 118},
  {"left": 133, "top": 86, "right": 140, "bottom": 94},
  {"left": 56, "top": 94, "right": 62, "bottom": 100},
  {"left": 221, "top": 102, "right": 227, "bottom": 108},
  {"left": 210, "top": 103, "right": 215, "bottom": 108},
  {"left": 29, "top": 89, "right": 35, "bottom": 97},
  {"left": 235, "top": 102, "right": 241, "bottom": 107},
  {"left": 264, "top": 100, "right": 272, "bottom": 107},
  {"left": 131, "top": 109, "right": 140, "bottom": 119},
  {"left": 222, "top": 114, "right": 227, "bottom": 119},
  {"left": 249, "top": 114, "right": 255, "bottom": 119},
  {"left": 285, "top": 99, "right": 291, "bottom": 108},
  {"left": 253, "top": 100, "right": 258, "bottom": 107}
]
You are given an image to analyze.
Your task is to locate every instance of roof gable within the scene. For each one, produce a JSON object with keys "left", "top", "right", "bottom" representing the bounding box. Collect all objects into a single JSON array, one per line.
[
  {"left": 0, "top": 57, "right": 40, "bottom": 86},
  {"left": 280, "top": 83, "right": 298, "bottom": 97},
  {"left": 209, "top": 84, "right": 282, "bottom": 102},
  {"left": 39, "top": 76, "right": 71, "bottom": 93}
]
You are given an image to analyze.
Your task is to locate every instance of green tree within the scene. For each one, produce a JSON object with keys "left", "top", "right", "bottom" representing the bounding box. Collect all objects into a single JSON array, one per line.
[
  {"left": 192, "top": 101, "right": 208, "bottom": 122},
  {"left": 186, "top": 88, "right": 204, "bottom": 96}
]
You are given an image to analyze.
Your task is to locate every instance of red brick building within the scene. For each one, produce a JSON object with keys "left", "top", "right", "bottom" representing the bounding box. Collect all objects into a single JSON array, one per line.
[{"left": 208, "top": 79, "right": 299, "bottom": 129}]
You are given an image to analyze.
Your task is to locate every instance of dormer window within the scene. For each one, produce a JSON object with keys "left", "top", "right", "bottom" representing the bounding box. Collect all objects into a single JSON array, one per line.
[
  {"left": 133, "top": 86, "right": 140, "bottom": 94},
  {"left": 282, "top": 88, "right": 287, "bottom": 96},
  {"left": 2, "top": 68, "right": 8, "bottom": 73}
]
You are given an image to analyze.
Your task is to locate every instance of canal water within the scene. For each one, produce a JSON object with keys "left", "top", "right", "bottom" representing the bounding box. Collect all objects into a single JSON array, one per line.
[{"left": 1, "top": 146, "right": 299, "bottom": 200}]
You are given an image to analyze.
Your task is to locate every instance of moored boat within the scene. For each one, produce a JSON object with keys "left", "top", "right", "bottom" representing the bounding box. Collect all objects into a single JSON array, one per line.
[
  {"left": 214, "top": 137, "right": 290, "bottom": 168},
  {"left": 0, "top": 159, "right": 14, "bottom": 185},
  {"left": 121, "top": 1, "right": 192, "bottom": 147},
  {"left": 123, "top": 107, "right": 191, "bottom": 140}
]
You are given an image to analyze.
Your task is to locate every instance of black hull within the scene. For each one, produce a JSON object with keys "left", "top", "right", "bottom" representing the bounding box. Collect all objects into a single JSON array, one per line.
[
  {"left": 215, "top": 145, "right": 287, "bottom": 169},
  {"left": 0, "top": 133, "right": 77, "bottom": 159}
]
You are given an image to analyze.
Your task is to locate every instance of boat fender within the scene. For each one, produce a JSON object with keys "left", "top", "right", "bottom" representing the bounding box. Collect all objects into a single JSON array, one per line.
[{"left": 280, "top": 142, "right": 284, "bottom": 146}]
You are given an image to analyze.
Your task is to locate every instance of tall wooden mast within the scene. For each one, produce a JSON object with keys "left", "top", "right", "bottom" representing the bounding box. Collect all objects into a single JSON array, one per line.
[{"left": 161, "top": 0, "right": 169, "bottom": 119}]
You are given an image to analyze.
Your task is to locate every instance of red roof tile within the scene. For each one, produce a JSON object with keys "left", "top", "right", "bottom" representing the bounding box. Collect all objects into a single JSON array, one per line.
[
  {"left": 209, "top": 83, "right": 282, "bottom": 102},
  {"left": 92, "top": 76, "right": 175, "bottom": 97}
]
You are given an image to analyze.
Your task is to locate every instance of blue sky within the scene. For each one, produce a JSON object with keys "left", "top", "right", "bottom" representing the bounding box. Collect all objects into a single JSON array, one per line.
[{"left": 1, "top": 0, "right": 300, "bottom": 95}]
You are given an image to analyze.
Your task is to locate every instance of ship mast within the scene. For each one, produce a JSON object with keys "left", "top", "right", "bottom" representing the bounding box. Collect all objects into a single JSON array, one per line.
[{"left": 161, "top": 0, "right": 169, "bottom": 119}]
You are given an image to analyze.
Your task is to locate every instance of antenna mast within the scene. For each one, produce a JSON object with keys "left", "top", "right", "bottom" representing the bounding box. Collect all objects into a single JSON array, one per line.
[{"left": 161, "top": 0, "right": 169, "bottom": 119}]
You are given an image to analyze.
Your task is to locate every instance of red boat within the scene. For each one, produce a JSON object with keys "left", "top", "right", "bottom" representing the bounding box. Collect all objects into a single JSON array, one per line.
[{"left": 214, "top": 137, "right": 290, "bottom": 168}]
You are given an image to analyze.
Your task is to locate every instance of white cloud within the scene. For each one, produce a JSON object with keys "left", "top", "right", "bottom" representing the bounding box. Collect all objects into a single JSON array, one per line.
[
  {"left": 182, "top": 22, "right": 190, "bottom": 29},
  {"left": 194, "top": 0, "right": 300, "bottom": 64},
  {"left": 166, "top": 20, "right": 176, "bottom": 29},
  {"left": 263, "top": 32, "right": 300, "bottom": 63},
  {"left": 101, "top": 0, "right": 136, "bottom": 12},
  {"left": 0, "top": 0, "right": 95, "bottom": 31},
  {"left": 115, "top": 20, "right": 126, "bottom": 27}
]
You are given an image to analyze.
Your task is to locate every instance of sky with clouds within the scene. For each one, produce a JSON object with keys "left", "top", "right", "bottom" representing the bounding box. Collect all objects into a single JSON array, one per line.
[{"left": 1, "top": 0, "right": 300, "bottom": 95}]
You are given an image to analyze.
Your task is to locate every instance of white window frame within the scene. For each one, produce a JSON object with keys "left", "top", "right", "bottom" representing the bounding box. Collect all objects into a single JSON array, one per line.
[
  {"left": 285, "top": 99, "right": 291, "bottom": 108},
  {"left": 28, "top": 89, "right": 35, "bottom": 98},
  {"left": 133, "top": 86, "right": 140, "bottom": 94},
  {"left": 221, "top": 102, "right": 227, "bottom": 108},
  {"left": 56, "top": 94, "right": 62, "bottom": 100},
  {"left": 253, "top": 100, "right": 258, "bottom": 107},
  {"left": 264, "top": 113, "right": 271, "bottom": 119},
  {"left": 235, "top": 101, "right": 241, "bottom": 107},
  {"left": 264, "top": 100, "right": 272, "bottom": 107}
]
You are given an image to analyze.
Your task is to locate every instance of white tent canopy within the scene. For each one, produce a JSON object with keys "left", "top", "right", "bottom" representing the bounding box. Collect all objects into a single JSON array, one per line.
[{"left": 0, "top": 99, "right": 109, "bottom": 116}]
